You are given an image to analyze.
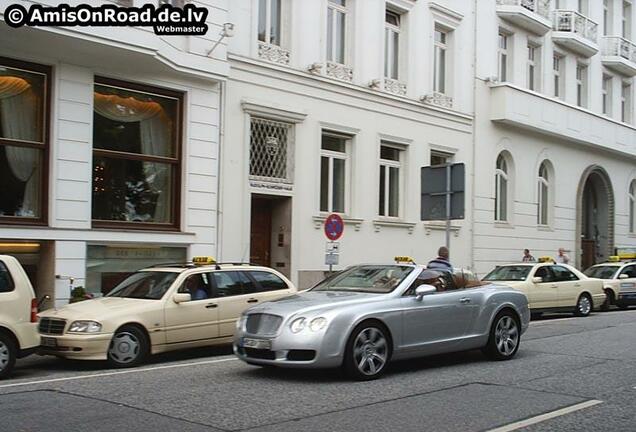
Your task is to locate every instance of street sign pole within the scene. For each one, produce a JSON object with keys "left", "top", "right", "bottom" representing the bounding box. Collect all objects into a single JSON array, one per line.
[{"left": 445, "top": 163, "right": 451, "bottom": 257}]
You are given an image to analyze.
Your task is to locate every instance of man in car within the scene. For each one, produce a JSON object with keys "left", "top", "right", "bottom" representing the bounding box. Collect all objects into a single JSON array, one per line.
[{"left": 427, "top": 246, "right": 452, "bottom": 272}]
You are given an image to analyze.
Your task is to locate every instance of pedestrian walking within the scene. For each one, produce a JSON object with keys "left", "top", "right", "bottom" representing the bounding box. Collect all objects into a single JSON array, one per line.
[
  {"left": 556, "top": 248, "right": 570, "bottom": 264},
  {"left": 427, "top": 246, "right": 453, "bottom": 271},
  {"left": 522, "top": 249, "right": 536, "bottom": 262}
]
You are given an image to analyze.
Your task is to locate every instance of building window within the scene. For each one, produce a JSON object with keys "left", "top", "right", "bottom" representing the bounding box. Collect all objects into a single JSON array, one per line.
[
  {"left": 249, "top": 117, "right": 293, "bottom": 184},
  {"left": 604, "top": 0, "right": 612, "bottom": 35},
  {"left": 159, "top": 0, "right": 185, "bottom": 6},
  {"left": 576, "top": 64, "right": 588, "bottom": 108},
  {"left": 379, "top": 145, "right": 401, "bottom": 217},
  {"left": 384, "top": 10, "right": 401, "bottom": 79},
  {"left": 434, "top": 28, "right": 448, "bottom": 94},
  {"left": 578, "top": 0, "right": 588, "bottom": 15},
  {"left": 527, "top": 44, "right": 539, "bottom": 91},
  {"left": 537, "top": 161, "right": 550, "bottom": 226},
  {"left": 630, "top": 179, "right": 636, "bottom": 233},
  {"left": 327, "top": 0, "right": 347, "bottom": 64},
  {"left": 622, "top": 81, "right": 633, "bottom": 123},
  {"left": 92, "top": 78, "right": 181, "bottom": 228},
  {"left": 258, "top": 0, "right": 282, "bottom": 46},
  {"left": 495, "top": 153, "right": 509, "bottom": 222},
  {"left": 320, "top": 133, "right": 349, "bottom": 214},
  {"left": 603, "top": 75, "right": 612, "bottom": 115},
  {"left": 498, "top": 31, "right": 509, "bottom": 82},
  {"left": 553, "top": 54, "right": 564, "bottom": 99},
  {"left": 430, "top": 151, "right": 453, "bottom": 166},
  {"left": 624, "top": 1, "right": 632, "bottom": 39},
  {"left": 0, "top": 58, "right": 50, "bottom": 223}
]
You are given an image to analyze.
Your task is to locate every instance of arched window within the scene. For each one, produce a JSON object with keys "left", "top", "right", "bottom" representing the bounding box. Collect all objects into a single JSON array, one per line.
[
  {"left": 630, "top": 179, "right": 636, "bottom": 233},
  {"left": 495, "top": 154, "right": 509, "bottom": 221},
  {"left": 537, "top": 162, "right": 550, "bottom": 225}
]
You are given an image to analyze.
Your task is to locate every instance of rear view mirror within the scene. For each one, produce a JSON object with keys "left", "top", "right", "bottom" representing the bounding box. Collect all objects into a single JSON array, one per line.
[
  {"left": 415, "top": 285, "right": 437, "bottom": 301},
  {"left": 173, "top": 293, "right": 191, "bottom": 304},
  {"left": 532, "top": 277, "right": 543, "bottom": 284},
  {"left": 619, "top": 274, "right": 629, "bottom": 280}
]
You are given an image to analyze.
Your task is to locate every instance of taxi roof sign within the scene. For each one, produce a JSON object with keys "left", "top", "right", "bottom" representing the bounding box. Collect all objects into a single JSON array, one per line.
[
  {"left": 538, "top": 256, "right": 555, "bottom": 263},
  {"left": 192, "top": 256, "right": 216, "bottom": 265},
  {"left": 394, "top": 256, "right": 415, "bottom": 264}
]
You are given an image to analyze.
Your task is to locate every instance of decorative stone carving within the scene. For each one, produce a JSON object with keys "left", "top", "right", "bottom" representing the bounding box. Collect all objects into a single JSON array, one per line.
[
  {"left": 258, "top": 42, "right": 290, "bottom": 65},
  {"left": 369, "top": 79, "right": 383, "bottom": 90},
  {"left": 383, "top": 78, "right": 407, "bottom": 96},
  {"left": 307, "top": 62, "right": 323, "bottom": 75},
  {"left": 421, "top": 92, "right": 454, "bottom": 108},
  {"left": 325, "top": 62, "right": 353, "bottom": 82}
]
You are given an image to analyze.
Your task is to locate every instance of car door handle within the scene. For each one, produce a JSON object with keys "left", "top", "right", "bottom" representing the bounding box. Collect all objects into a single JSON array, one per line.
[
  {"left": 550, "top": 284, "right": 558, "bottom": 288},
  {"left": 247, "top": 298, "right": 258, "bottom": 304},
  {"left": 459, "top": 298, "right": 471, "bottom": 304},
  {"left": 205, "top": 303, "right": 217, "bottom": 309},
  {"left": 574, "top": 283, "right": 581, "bottom": 287}
]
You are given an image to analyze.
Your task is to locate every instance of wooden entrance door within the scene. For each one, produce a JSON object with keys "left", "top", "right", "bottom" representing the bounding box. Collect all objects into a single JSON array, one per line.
[
  {"left": 581, "top": 239, "right": 595, "bottom": 270},
  {"left": 250, "top": 197, "right": 272, "bottom": 267}
]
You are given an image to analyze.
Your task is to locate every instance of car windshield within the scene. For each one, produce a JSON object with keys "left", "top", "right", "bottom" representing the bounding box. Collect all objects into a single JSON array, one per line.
[
  {"left": 311, "top": 265, "right": 414, "bottom": 294},
  {"left": 584, "top": 266, "right": 618, "bottom": 279},
  {"left": 106, "top": 271, "right": 179, "bottom": 300},
  {"left": 483, "top": 266, "right": 531, "bottom": 282}
]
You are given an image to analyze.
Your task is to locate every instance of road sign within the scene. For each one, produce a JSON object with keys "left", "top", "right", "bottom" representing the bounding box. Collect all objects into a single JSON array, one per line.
[
  {"left": 421, "top": 163, "right": 465, "bottom": 221},
  {"left": 324, "top": 214, "right": 344, "bottom": 241},
  {"left": 326, "top": 242, "right": 340, "bottom": 253},
  {"left": 325, "top": 253, "right": 339, "bottom": 266}
]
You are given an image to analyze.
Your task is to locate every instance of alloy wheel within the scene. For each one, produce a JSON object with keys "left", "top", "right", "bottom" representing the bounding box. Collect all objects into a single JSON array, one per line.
[
  {"left": 352, "top": 327, "right": 388, "bottom": 376},
  {"left": 0, "top": 341, "right": 8, "bottom": 371},
  {"left": 494, "top": 316, "right": 519, "bottom": 357},
  {"left": 578, "top": 296, "right": 592, "bottom": 316}
]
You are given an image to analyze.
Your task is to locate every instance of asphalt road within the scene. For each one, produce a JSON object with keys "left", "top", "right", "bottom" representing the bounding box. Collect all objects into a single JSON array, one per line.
[{"left": 1, "top": 309, "right": 636, "bottom": 432}]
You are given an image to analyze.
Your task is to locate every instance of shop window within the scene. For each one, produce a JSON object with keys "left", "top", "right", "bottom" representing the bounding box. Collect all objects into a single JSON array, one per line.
[{"left": 92, "top": 78, "right": 181, "bottom": 229}]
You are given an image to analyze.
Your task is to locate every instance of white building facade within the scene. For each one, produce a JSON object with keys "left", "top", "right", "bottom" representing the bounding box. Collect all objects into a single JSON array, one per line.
[
  {"left": 0, "top": 0, "right": 228, "bottom": 305},
  {"left": 222, "top": 0, "right": 636, "bottom": 287}
]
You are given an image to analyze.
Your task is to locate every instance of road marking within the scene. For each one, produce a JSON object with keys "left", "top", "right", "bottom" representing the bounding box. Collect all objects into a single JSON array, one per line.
[
  {"left": 530, "top": 317, "right": 577, "bottom": 326},
  {"left": 487, "top": 400, "right": 603, "bottom": 432},
  {"left": 0, "top": 357, "right": 237, "bottom": 390}
]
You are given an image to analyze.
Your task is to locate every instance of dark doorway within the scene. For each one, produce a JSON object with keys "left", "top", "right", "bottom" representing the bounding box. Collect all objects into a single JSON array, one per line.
[
  {"left": 579, "top": 169, "right": 613, "bottom": 270},
  {"left": 249, "top": 194, "right": 292, "bottom": 276},
  {"left": 250, "top": 197, "right": 273, "bottom": 267}
]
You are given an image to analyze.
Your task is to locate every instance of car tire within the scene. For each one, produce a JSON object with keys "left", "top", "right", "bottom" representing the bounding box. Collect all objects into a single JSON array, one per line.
[
  {"left": 617, "top": 303, "right": 629, "bottom": 310},
  {"left": 484, "top": 310, "right": 521, "bottom": 361},
  {"left": 600, "top": 290, "right": 614, "bottom": 312},
  {"left": 343, "top": 322, "right": 391, "bottom": 381},
  {"left": 107, "top": 326, "right": 149, "bottom": 368},
  {"left": 0, "top": 333, "right": 17, "bottom": 380},
  {"left": 574, "top": 294, "right": 592, "bottom": 317}
]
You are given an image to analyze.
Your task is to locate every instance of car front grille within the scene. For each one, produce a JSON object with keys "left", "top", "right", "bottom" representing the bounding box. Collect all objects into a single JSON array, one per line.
[
  {"left": 245, "top": 313, "right": 282, "bottom": 336},
  {"left": 244, "top": 348, "right": 276, "bottom": 360},
  {"left": 38, "top": 318, "right": 67, "bottom": 335}
]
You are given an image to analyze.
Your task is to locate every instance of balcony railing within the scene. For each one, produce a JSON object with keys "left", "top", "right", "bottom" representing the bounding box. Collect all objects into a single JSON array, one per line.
[
  {"left": 553, "top": 10, "right": 598, "bottom": 43},
  {"left": 603, "top": 36, "right": 636, "bottom": 63},
  {"left": 496, "top": 0, "right": 551, "bottom": 19}
]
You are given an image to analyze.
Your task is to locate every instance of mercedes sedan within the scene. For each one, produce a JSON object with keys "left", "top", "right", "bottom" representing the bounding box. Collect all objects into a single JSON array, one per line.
[{"left": 234, "top": 263, "right": 530, "bottom": 380}]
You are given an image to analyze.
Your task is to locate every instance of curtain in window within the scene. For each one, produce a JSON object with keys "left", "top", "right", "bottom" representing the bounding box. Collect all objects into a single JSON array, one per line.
[
  {"left": 94, "top": 92, "right": 171, "bottom": 222},
  {"left": 0, "top": 76, "right": 40, "bottom": 216}
]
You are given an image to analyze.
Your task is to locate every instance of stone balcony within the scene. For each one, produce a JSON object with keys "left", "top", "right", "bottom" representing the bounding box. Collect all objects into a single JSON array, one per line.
[
  {"left": 495, "top": 0, "right": 552, "bottom": 35},
  {"left": 602, "top": 36, "right": 636, "bottom": 77},
  {"left": 490, "top": 83, "right": 635, "bottom": 157},
  {"left": 552, "top": 10, "right": 599, "bottom": 57}
]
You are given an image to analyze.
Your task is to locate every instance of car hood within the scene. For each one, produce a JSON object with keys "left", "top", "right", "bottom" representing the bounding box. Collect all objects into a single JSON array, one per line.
[
  {"left": 39, "top": 297, "right": 154, "bottom": 321},
  {"left": 246, "top": 290, "right": 383, "bottom": 317}
]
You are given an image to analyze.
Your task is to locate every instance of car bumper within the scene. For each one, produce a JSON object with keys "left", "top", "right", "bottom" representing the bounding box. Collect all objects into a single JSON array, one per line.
[
  {"left": 618, "top": 292, "right": 636, "bottom": 305},
  {"left": 38, "top": 333, "right": 112, "bottom": 360},
  {"left": 233, "top": 330, "right": 343, "bottom": 369},
  {"left": 592, "top": 293, "right": 607, "bottom": 310}
]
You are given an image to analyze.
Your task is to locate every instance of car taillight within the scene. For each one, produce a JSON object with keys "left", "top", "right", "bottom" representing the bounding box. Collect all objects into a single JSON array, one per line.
[{"left": 31, "top": 298, "right": 38, "bottom": 323}]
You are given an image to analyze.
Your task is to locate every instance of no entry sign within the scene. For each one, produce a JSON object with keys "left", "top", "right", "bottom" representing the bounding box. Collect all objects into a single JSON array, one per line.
[{"left": 324, "top": 214, "right": 344, "bottom": 241}]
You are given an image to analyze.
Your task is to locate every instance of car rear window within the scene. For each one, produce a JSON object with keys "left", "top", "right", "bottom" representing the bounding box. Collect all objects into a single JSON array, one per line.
[
  {"left": 248, "top": 271, "right": 288, "bottom": 292},
  {"left": 0, "top": 262, "right": 15, "bottom": 293}
]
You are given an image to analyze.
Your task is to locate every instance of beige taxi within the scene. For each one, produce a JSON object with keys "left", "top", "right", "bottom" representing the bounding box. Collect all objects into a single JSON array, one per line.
[
  {"left": 37, "top": 258, "right": 296, "bottom": 367},
  {"left": 482, "top": 258, "right": 605, "bottom": 317},
  {"left": 584, "top": 254, "right": 636, "bottom": 310},
  {"left": 0, "top": 255, "right": 40, "bottom": 379}
]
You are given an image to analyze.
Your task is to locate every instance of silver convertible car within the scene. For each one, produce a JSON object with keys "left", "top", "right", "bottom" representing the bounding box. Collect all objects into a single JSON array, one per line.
[{"left": 234, "top": 262, "right": 530, "bottom": 380}]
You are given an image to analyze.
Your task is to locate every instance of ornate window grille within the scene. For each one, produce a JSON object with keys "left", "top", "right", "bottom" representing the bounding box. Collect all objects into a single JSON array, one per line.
[{"left": 249, "top": 117, "right": 294, "bottom": 184}]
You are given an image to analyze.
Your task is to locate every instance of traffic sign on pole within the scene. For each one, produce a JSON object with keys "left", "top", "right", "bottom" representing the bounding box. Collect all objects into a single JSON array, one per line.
[{"left": 324, "top": 214, "right": 344, "bottom": 241}]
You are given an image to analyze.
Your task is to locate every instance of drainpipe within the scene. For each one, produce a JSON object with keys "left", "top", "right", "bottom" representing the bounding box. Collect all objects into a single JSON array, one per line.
[
  {"left": 216, "top": 79, "right": 227, "bottom": 261},
  {"left": 470, "top": 0, "right": 478, "bottom": 273}
]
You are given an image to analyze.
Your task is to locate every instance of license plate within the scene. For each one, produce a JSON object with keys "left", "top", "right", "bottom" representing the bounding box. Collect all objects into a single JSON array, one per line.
[
  {"left": 242, "top": 338, "right": 271, "bottom": 350},
  {"left": 40, "top": 337, "right": 57, "bottom": 348}
]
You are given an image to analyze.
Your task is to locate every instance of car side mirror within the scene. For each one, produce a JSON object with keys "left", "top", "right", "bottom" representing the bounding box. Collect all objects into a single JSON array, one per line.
[
  {"left": 619, "top": 274, "right": 629, "bottom": 280},
  {"left": 532, "top": 277, "right": 543, "bottom": 284},
  {"left": 173, "top": 293, "right": 191, "bottom": 304},
  {"left": 415, "top": 285, "right": 437, "bottom": 301}
]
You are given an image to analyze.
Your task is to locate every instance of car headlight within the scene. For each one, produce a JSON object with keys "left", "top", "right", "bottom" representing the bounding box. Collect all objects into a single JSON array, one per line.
[
  {"left": 68, "top": 321, "right": 102, "bottom": 333},
  {"left": 309, "top": 317, "right": 328, "bottom": 332},
  {"left": 290, "top": 317, "right": 306, "bottom": 333}
]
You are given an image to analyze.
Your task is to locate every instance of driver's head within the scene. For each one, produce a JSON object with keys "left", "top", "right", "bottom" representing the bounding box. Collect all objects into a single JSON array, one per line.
[{"left": 419, "top": 269, "right": 443, "bottom": 291}]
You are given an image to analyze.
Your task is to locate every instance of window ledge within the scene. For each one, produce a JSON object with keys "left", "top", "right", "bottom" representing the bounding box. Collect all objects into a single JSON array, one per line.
[
  {"left": 423, "top": 221, "right": 461, "bottom": 237},
  {"left": 372, "top": 219, "right": 417, "bottom": 234},
  {"left": 312, "top": 215, "right": 363, "bottom": 231},
  {"left": 537, "top": 225, "right": 554, "bottom": 232},
  {"left": 494, "top": 221, "right": 514, "bottom": 229}
]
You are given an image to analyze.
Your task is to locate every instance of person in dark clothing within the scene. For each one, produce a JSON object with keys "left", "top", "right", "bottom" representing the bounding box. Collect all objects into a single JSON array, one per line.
[{"left": 427, "top": 246, "right": 452, "bottom": 271}]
